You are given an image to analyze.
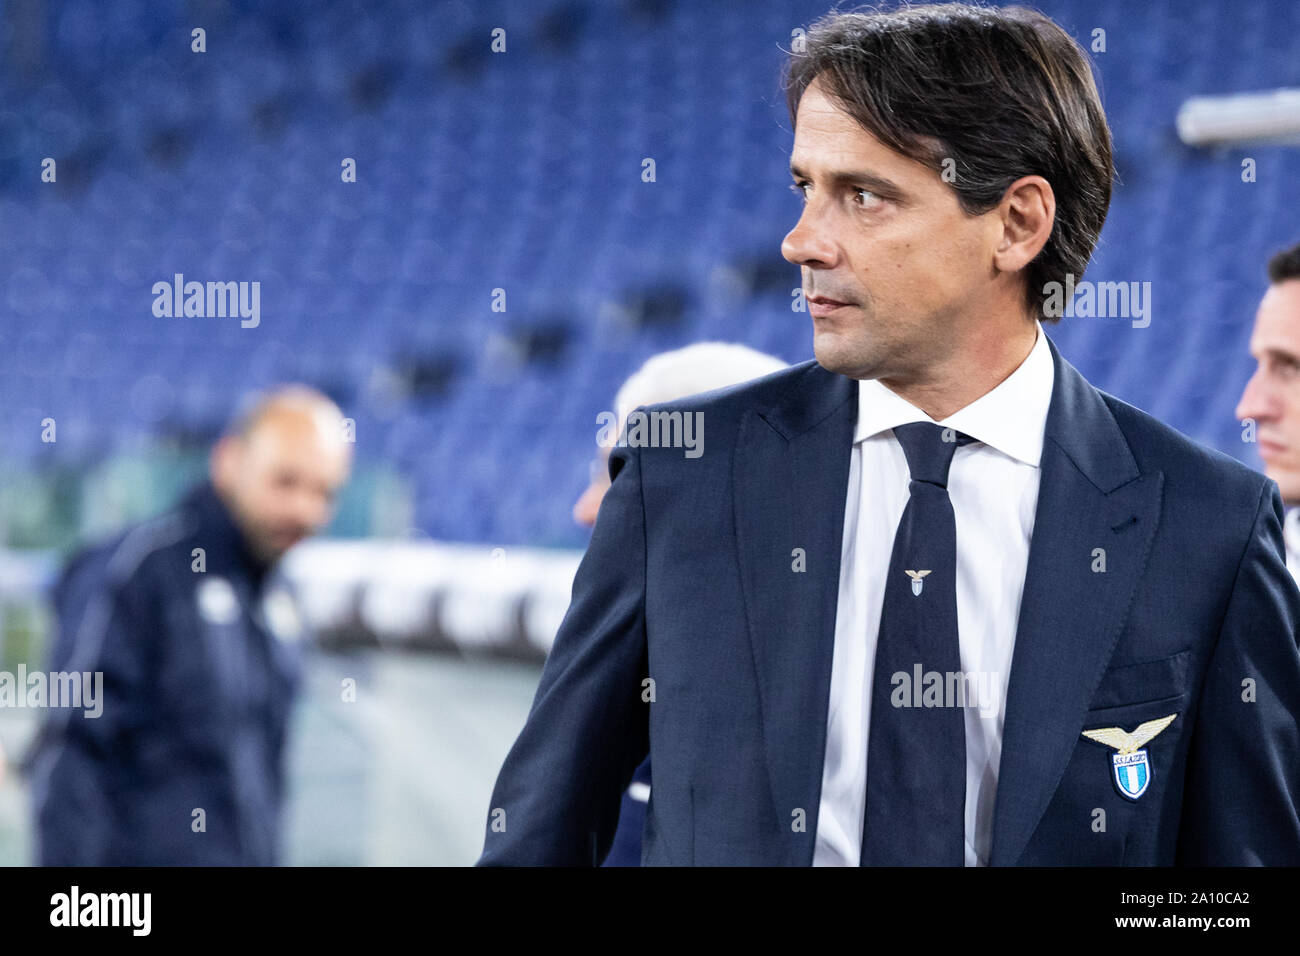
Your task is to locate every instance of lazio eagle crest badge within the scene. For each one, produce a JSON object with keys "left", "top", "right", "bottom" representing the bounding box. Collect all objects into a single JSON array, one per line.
[
  {"left": 1081, "top": 714, "right": 1178, "bottom": 801},
  {"left": 904, "top": 569, "right": 931, "bottom": 596}
]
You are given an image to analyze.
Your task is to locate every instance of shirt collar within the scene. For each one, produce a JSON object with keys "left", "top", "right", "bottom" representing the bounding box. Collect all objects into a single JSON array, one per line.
[
  {"left": 1285, "top": 506, "right": 1300, "bottom": 559},
  {"left": 853, "top": 320, "right": 1055, "bottom": 467}
]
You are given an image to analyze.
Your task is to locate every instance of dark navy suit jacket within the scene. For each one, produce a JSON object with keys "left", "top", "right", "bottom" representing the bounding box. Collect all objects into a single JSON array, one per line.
[{"left": 481, "top": 334, "right": 1300, "bottom": 865}]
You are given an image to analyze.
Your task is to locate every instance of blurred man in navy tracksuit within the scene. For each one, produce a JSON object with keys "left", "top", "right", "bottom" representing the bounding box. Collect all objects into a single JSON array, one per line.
[{"left": 28, "top": 386, "right": 352, "bottom": 865}]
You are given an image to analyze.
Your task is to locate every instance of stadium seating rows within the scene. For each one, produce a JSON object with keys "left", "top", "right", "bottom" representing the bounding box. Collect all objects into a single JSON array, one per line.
[{"left": 3, "top": 0, "right": 1298, "bottom": 549}]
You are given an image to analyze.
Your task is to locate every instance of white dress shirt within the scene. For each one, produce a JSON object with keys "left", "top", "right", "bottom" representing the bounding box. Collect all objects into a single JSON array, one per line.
[
  {"left": 1284, "top": 507, "right": 1300, "bottom": 586},
  {"left": 813, "top": 321, "right": 1055, "bottom": 866}
]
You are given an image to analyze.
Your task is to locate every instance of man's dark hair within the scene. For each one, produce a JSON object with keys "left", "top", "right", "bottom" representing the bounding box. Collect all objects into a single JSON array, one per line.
[
  {"left": 1267, "top": 242, "right": 1300, "bottom": 284},
  {"left": 784, "top": 3, "right": 1114, "bottom": 319}
]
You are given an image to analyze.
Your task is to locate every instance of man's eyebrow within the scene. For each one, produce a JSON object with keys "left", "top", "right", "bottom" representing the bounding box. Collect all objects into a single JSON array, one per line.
[
  {"left": 788, "top": 162, "right": 905, "bottom": 196},
  {"left": 1263, "top": 347, "right": 1300, "bottom": 366}
]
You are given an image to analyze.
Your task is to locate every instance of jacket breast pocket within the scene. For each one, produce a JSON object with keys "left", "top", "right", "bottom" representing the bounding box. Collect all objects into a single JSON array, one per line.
[
  {"left": 1077, "top": 694, "right": 1189, "bottom": 821},
  {"left": 1087, "top": 648, "right": 1193, "bottom": 711},
  {"left": 1036, "top": 692, "right": 1192, "bottom": 864},
  {"left": 1026, "top": 655, "right": 1197, "bottom": 864},
  {"left": 1082, "top": 654, "right": 1192, "bottom": 804}
]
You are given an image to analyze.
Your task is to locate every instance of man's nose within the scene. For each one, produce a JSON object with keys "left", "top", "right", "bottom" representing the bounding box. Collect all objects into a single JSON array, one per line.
[
  {"left": 1236, "top": 370, "right": 1277, "bottom": 424},
  {"left": 781, "top": 206, "right": 839, "bottom": 269}
]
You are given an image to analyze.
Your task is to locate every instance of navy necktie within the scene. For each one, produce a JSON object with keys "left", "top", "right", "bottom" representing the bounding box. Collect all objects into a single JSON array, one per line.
[{"left": 861, "top": 422, "right": 976, "bottom": 866}]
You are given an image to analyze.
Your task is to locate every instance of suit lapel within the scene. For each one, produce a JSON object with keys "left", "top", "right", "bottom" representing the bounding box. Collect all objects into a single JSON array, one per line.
[
  {"left": 733, "top": 361, "right": 856, "bottom": 864},
  {"left": 989, "top": 334, "right": 1164, "bottom": 865}
]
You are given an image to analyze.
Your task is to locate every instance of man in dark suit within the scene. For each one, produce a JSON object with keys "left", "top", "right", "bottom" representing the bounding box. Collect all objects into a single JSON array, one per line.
[{"left": 480, "top": 4, "right": 1300, "bottom": 865}]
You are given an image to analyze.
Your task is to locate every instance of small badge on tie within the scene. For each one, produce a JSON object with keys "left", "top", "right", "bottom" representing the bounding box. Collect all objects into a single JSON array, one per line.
[
  {"left": 905, "top": 569, "right": 931, "bottom": 596},
  {"left": 1081, "top": 714, "right": 1178, "bottom": 800}
]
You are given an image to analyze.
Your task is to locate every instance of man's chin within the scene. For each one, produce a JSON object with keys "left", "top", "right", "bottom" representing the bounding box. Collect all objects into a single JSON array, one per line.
[
  {"left": 252, "top": 534, "right": 303, "bottom": 565},
  {"left": 1270, "top": 474, "right": 1300, "bottom": 508},
  {"left": 813, "top": 332, "right": 874, "bottom": 380}
]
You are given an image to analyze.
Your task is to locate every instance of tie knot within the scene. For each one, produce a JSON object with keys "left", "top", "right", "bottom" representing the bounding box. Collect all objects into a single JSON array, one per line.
[{"left": 892, "top": 422, "right": 975, "bottom": 488}]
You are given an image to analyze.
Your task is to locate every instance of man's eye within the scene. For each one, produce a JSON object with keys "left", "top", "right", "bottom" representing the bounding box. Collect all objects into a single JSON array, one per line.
[
  {"left": 1266, "top": 356, "right": 1300, "bottom": 377},
  {"left": 789, "top": 181, "right": 883, "bottom": 209}
]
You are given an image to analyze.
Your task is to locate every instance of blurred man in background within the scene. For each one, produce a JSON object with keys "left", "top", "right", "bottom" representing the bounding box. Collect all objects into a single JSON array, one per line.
[
  {"left": 573, "top": 341, "right": 786, "bottom": 865},
  {"left": 28, "top": 385, "right": 352, "bottom": 865},
  {"left": 574, "top": 342, "right": 788, "bottom": 526},
  {"left": 1237, "top": 242, "right": 1300, "bottom": 584}
]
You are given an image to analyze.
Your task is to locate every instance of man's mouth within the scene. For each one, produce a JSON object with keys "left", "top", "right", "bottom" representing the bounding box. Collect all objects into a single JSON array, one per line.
[
  {"left": 268, "top": 527, "right": 308, "bottom": 552},
  {"left": 807, "top": 294, "right": 854, "bottom": 318}
]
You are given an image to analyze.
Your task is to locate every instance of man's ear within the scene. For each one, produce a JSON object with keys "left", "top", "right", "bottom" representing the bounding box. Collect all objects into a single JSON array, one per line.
[{"left": 991, "top": 174, "right": 1056, "bottom": 277}]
